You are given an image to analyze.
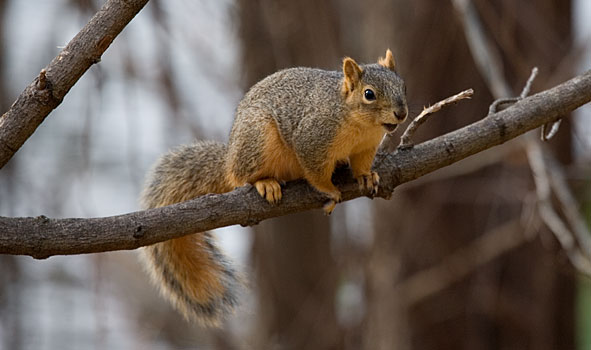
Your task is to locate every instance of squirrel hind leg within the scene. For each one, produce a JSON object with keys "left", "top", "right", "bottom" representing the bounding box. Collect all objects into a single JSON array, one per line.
[
  {"left": 254, "top": 178, "right": 282, "bottom": 204},
  {"left": 302, "top": 165, "right": 342, "bottom": 212}
]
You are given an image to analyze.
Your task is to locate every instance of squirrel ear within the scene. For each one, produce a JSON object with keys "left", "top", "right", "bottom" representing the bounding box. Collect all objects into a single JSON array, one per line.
[
  {"left": 378, "top": 49, "right": 396, "bottom": 71},
  {"left": 342, "top": 57, "right": 363, "bottom": 92}
]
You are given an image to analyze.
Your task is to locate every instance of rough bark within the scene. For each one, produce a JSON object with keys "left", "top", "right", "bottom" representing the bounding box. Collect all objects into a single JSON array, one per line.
[
  {"left": 0, "top": 0, "right": 149, "bottom": 169},
  {"left": 0, "top": 69, "right": 589, "bottom": 258}
]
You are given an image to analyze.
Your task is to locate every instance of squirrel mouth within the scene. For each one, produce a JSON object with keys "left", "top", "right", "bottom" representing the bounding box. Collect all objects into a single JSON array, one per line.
[{"left": 382, "top": 123, "right": 398, "bottom": 134}]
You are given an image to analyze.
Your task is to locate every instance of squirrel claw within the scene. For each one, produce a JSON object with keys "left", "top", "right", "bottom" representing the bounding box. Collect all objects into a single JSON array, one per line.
[
  {"left": 323, "top": 200, "right": 336, "bottom": 215},
  {"left": 356, "top": 172, "right": 380, "bottom": 196},
  {"left": 254, "top": 178, "right": 282, "bottom": 204},
  {"left": 322, "top": 191, "right": 342, "bottom": 215}
]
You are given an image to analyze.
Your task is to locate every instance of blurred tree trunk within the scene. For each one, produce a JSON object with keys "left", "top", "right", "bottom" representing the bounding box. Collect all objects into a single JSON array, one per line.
[
  {"left": 237, "top": 0, "right": 574, "bottom": 349},
  {"left": 237, "top": 1, "right": 344, "bottom": 349},
  {"left": 361, "top": 1, "right": 574, "bottom": 350}
]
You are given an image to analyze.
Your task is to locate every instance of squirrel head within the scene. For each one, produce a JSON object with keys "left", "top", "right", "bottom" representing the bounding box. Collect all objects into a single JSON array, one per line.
[{"left": 341, "top": 49, "right": 408, "bottom": 134}]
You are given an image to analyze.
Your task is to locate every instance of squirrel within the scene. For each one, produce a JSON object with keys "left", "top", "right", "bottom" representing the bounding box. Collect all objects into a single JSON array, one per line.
[{"left": 139, "top": 49, "right": 408, "bottom": 326}]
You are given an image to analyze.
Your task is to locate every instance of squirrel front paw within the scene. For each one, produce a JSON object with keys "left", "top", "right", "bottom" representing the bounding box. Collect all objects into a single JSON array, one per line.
[
  {"left": 322, "top": 191, "right": 342, "bottom": 215},
  {"left": 356, "top": 171, "right": 379, "bottom": 196},
  {"left": 254, "top": 178, "right": 282, "bottom": 204}
]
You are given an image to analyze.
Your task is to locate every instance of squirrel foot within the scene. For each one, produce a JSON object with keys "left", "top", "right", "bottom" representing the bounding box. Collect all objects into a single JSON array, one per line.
[
  {"left": 356, "top": 171, "right": 379, "bottom": 196},
  {"left": 254, "top": 178, "right": 282, "bottom": 204},
  {"left": 322, "top": 191, "right": 342, "bottom": 215}
]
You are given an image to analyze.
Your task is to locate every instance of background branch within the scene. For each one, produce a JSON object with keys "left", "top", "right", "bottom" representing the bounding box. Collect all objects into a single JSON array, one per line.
[
  {"left": 1, "top": 70, "right": 590, "bottom": 258},
  {"left": 395, "top": 219, "right": 525, "bottom": 306},
  {"left": 0, "top": 0, "right": 149, "bottom": 169},
  {"left": 453, "top": 0, "right": 591, "bottom": 274}
]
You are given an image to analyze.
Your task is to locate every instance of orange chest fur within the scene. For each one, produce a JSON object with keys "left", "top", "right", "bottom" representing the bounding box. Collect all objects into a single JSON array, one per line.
[
  {"left": 255, "top": 116, "right": 385, "bottom": 183},
  {"left": 328, "top": 116, "right": 386, "bottom": 162}
]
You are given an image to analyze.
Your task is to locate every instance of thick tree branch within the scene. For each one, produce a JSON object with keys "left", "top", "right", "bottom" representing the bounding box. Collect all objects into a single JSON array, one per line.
[
  {"left": 0, "top": 0, "right": 149, "bottom": 168},
  {"left": 1, "top": 70, "right": 590, "bottom": 258}
]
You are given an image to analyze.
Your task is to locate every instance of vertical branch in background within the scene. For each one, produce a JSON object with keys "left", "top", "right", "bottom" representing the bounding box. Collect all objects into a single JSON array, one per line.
[
  {"left": 452, "top": 0, "right": 511, "bottom": 97},
  {"left": 238, "top": 1, "right": 345, "bottom": 349}
]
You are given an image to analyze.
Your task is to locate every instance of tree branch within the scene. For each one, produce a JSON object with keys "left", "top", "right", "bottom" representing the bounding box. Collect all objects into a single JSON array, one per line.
[
  {"left": 1, "top": 70, "right": 590, "bottom": 258},
  {"left": 0, "top": 0, "right": 149, "bottom": 169}
]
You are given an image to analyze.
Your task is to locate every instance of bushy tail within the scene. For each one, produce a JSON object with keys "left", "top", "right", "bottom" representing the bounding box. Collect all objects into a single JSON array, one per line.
[
  {"left": 140, "top": 234, "right": 238, "bottom": 325},
  {"left": 139, "top": 141, "right": 239, "bottom": 325}
]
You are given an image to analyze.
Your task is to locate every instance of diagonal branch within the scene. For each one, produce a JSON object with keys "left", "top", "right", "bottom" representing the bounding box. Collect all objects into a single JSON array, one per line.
[
  {"left": 1, "top": 70, "right": 590, "bottom": 259},
  {"left": 0, "top": 0, "right": 149, "bottom": 169},
  {"left": 526, "top": 141, "right": 591, "bottom": 275}
]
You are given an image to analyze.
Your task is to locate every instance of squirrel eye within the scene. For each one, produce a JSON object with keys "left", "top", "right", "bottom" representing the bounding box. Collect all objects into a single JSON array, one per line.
[{"left": 364, "top": 89, "right": 376, "bottom": 101}]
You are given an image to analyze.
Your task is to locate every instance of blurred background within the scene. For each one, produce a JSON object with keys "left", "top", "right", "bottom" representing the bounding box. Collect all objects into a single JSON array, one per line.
[{"left": 0, "top": 0, "right": 590, "bottom": 349}]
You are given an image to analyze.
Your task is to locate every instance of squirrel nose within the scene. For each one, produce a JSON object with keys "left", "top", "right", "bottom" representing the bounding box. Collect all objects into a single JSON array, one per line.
[{"left": 394, "top": 109, "right": 407, "bottom": 121}]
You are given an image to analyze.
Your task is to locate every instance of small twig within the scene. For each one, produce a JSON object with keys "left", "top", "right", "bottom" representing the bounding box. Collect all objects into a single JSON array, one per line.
[
  {"left": 488, "top": 67, "right": 539, "bottom": 114},
  {"left": 397, "top": 88, "right": 474, "bottom": 149},
  {"left": 541, "top": 119, "right": 562, "bottom": 141},
  {"left": 486, "top": 66, "right": 561, "bottom": 141},
  {"left": 36, "top": 69, "right": 47, "bottom": 90},
  {"left": 488, "top": 97, "right": 519, "bottom": 114},
  {"left": 520, "top": 67, "right": 539, "bottom": 98}
]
